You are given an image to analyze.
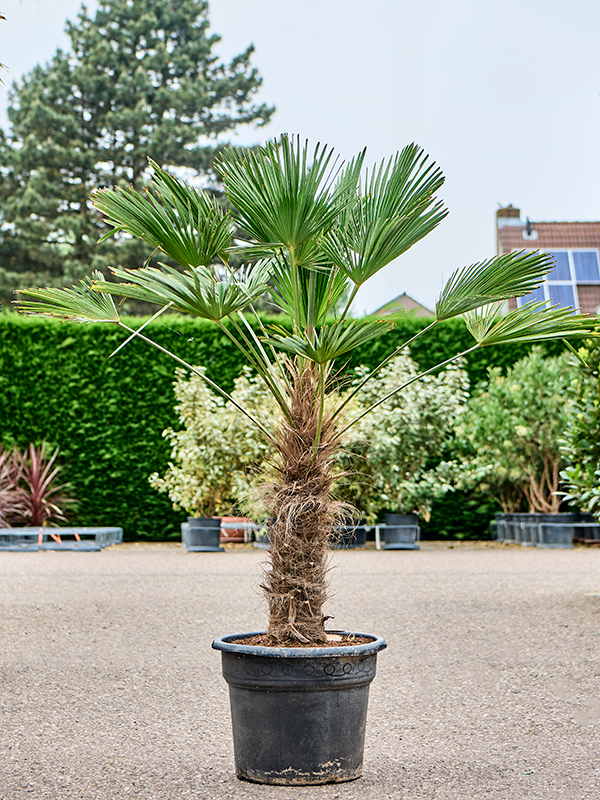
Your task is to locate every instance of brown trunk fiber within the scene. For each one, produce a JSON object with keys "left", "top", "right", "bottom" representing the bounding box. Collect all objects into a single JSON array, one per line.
[{"left": 260, "top": 363, "right": 345, "bottom": 645}]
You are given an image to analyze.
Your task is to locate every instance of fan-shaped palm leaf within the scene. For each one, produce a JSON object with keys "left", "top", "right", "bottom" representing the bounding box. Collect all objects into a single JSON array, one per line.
[
  {"left": 436, "top": 250, "right": 555, "bottom": 320},
  {"left": 93, "top": 161, "right": 233, "bottom": 268},
  {"left": 268, "top": 253, "right": 350, "bottom": 328},
  {"left": 216, "top": 135, "right": 354, "bottom": 251},
  {"left": 263, "top": 318, "right": 394, "bottom": 364},
  {"left": 464, "top": 300, "right": 596, "bottom": 346},
  {"left": 93, "top": 263, "right": 270, "bottom": 322},
  {"left": 16, "top": 271, "right": 121, "bottom": 323},
  {"left": 321, "top": 145, "right": 447, "bottom": 287}
]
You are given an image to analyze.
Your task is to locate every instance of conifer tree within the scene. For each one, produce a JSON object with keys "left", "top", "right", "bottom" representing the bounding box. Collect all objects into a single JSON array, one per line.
[
  {"left": 0, "top": 0, "right": 273, "bottom": 301},
  {"left": 0, "top": 11, "right": 6, "bottom": 78}
]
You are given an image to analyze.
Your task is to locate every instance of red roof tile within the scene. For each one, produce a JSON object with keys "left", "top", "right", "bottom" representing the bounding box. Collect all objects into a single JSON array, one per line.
[{"left": 498, "top": 221, "right": 600, "bottom": 253}]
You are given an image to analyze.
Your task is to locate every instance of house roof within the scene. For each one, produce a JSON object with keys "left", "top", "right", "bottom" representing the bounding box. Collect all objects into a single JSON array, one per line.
[
  {"left": 371, "top": 292, "right": 434, "bottom": 318},
  {"left": 496, "top": 206, "right": 600, "bottom": 253},
  {"left": 496, "top": 207, "right": 600, "bottom": 315}
]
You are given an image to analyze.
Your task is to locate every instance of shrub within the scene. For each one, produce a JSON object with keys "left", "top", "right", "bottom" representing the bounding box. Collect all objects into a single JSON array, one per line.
[
  {"left": 152, "top": 352, "right": 469, "bottom": 523},
  {"left": 336, "top": 354, "right": 469, "bottom": 518},
  {"left": 149, "top": 366, "right": 279, "bottom": 517},
  {"left": 411, "top": 348, "right": 577, "bottom": 513},
  {"left": 0, "top": 442, "right": 74, "bottom": 526},
  {"left": 560, "top": 342, "right": 600, "bottom": 518}
]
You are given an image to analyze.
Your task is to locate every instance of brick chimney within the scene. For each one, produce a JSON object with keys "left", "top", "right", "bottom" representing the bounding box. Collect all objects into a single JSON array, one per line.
[
  {"left": 496, "top": 205, "right": 524, "bottom": 254},
  {"left": 496, "top": 205, "right": 521, "bottom": 226}
]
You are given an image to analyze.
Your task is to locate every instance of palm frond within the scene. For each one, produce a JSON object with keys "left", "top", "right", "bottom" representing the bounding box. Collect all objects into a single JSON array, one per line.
[
  {"left": 268, "top": 252, "right": 350, "bottom": 328},
  {"left": 436, "top": 250, "right": 555, "bottom": 320},
  {"left": 464, "top": 300, "right": 597, "bottom": 346},
  {"left": 93, "top": 262, "right": 270, "bottom": 321},
  {"left": 92, "top": 161, "right": 233, "bottom": 268},
  {"left": 330, "top": 147, "right": 366, "bottom": 211},
  {"left": 215, "top": 135, "right": 350, "bottom": 250},
  {"left": 263, "top": 319, "right": 393, "bottom": 364},
  {"left": 16, "top": 271, "right": 120, "bottom": 323},
  {"left": 320, "top": 144, "right": 447, "bottom": 287}
]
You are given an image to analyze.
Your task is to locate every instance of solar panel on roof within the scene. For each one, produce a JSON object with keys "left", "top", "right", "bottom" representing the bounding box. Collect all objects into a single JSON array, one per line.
[
  {"left": 573, "top": 251, "right": 600, "bottom": 282},
  {"left": 548, "top": 284, "right": 575, "bottom": 309},
  {"left": 547, "top": 251, "right": 571, "bottom": 280},
  {"left": 518, "top": 285, "right": 546, "bottom": 307}
]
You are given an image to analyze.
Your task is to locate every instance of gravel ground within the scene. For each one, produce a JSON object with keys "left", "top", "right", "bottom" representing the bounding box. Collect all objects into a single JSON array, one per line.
[{"left": 1, "top": 541, "right": 599, "bottom": 800}]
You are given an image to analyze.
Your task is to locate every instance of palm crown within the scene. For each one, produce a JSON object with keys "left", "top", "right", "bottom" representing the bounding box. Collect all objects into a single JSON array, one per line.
[{"left": 17, "top": 134, "right": 596, "bottom": 644}]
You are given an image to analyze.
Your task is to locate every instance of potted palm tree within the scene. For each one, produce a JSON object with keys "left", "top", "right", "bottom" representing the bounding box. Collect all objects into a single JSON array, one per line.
[{"left": 17, "top": 135, "right": 595, "bottom": 785}]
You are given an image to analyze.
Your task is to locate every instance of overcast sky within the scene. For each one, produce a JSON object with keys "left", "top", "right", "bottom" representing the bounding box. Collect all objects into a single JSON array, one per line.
[{"left": 2, "top": 0, "right": 600, "bottom": 314}]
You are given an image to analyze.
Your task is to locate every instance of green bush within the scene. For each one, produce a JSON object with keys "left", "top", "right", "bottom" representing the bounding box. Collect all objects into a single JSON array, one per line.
[
  {"left": 0, "top": 313, "right": 570, "bottom": 539},
  {"left": 420, "top": 490, "right": 501, "bottom": 540},
  {"left": 560, "top": 341, "right": 600, "bottom": 518}
]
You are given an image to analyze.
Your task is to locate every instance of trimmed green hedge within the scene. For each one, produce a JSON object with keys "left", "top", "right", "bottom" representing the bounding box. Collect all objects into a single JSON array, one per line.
[{"left": 0, "top": 314, "right": 567, "bottom": 539}]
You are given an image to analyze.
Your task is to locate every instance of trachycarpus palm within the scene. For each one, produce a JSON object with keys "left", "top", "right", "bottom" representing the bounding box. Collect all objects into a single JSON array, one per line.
[{"left": 18, "top": 135, "right": 595, "bottom": 643}]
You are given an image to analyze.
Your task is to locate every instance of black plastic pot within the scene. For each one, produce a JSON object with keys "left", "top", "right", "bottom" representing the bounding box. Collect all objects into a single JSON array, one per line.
[
  {"left": 385, "top": 514, "right": 418, "bottom": 525},
  {"left": 514, "top": 512, "right": 539, "bottom": 545},
  {"left": 383, "top": 513, "right": 420, "bottom": 550},
  {"left": 504, "top": 512, "right": 523, "bottom": 542},
  {"left": 184, "top": 517, "right": 224, "bottom": 551},
  {"left": 496, "top": 512, "right": 577, "bottom": 547},
  {"left": 330, "top": 521, "right": 367, "bottom": 549},
  {"left": 575, "top": 512, "right": 600, "bottom": 540},
  {"left": 495, "top": 512, "right": 513, "bottom": 542},
  {"left": 534, "top": 512, "right": 577, "bottom": 548},
  {"left": 212, "top": 631, "right": 387, "bottom": 785}
]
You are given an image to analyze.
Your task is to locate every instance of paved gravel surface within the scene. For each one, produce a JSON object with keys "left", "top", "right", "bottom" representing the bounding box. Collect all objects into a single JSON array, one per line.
[{"left": 1, "top": 541, "right": 599, "bottom": 799}]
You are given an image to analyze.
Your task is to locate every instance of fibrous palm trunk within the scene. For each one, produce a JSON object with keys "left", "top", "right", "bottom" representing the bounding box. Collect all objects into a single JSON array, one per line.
[{"left": 261, "top": 362, "right": 344, "bottom": 644}]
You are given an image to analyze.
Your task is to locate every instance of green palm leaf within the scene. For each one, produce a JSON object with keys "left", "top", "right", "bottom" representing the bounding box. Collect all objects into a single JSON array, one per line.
[
  {"left": 436, "top": 250, "right": 555, "bottom": 320},
  {"left": 93, "top": 262, "right": 270, "bottom": 321},
  {"left": 464, "top": 300, "right": 596, "bottom": 346},
  {"left": 263, "top": 318, "right": 393, "bottom": 364},
  {"left": 92, "top": 161, "right": 233, "bottom": 268},
  {"left": 268, "top": 253, "right": 350, "bottom": 327},
  {"left": 216, "top": 135, "right": 354, "bottom": 251},
  {"left": 321, "top": 144, "right": 447, "bottom": 287},
  {"left": 16, "top": 271, "right": 120, "bottom": 323}
]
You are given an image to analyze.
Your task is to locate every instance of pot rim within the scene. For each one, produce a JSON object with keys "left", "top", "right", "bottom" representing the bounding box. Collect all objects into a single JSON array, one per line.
[{"left": 212, "top": 630, "right": 387, "bottom": 658}]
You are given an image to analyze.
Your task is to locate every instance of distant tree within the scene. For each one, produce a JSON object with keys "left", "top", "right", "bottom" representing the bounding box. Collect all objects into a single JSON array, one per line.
[
  {"left": 0, "top": 12, "right": 6, "bottom": 79},
  {"left": 0, "top": 0, "right": 273, "bottom": 303}
]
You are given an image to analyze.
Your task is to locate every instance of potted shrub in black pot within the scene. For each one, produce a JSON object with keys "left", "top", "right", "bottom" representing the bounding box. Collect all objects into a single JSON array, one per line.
[
  {"left": 18, "top": 136, "right": 595, "bottom": 784},
  {"left": 148, "top": 366, "right": 278, "bottom": 552},
  {"left": 419, "top": 349, "right": 582, "bottom": 547},
  {"left": 335, "top": 350, "right": 469, "bottom": 552}
]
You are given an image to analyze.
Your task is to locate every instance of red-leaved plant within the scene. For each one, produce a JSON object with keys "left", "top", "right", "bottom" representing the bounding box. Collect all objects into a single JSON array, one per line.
[
  {"left": 0, "top": 443, "right": 75, "bottom": 527},
  {"left": 0, "top": 448, "right": 24, "bottom": 526}
]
